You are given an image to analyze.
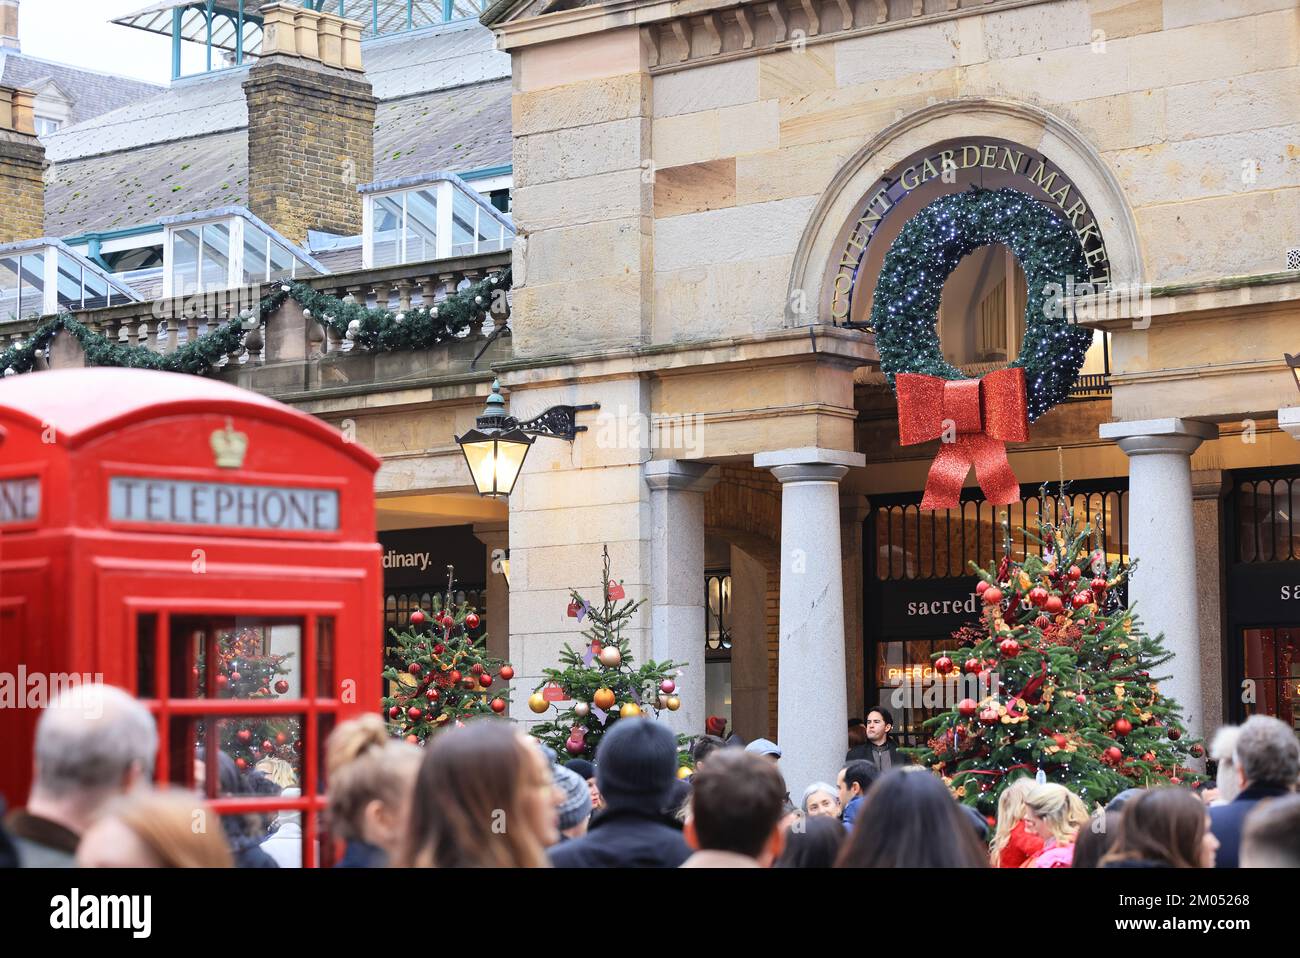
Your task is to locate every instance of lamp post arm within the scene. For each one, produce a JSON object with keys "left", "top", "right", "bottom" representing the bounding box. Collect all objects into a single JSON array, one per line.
[{"left": 513, "top": 403, "right": 600, "bottom": 441}]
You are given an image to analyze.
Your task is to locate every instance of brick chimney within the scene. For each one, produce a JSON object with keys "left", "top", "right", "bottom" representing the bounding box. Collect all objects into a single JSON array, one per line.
[
  {"left": 0, "top": 85, "right": 45, "bottom": 244},
  {"left": 0, "top": 1, "right": 19, "bottom": 52},
  {"left": 243, "top": 3, "right": 374, "bottom": 246}
]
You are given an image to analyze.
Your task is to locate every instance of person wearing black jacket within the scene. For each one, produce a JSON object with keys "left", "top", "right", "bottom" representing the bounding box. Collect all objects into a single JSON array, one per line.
[
  {"left": 1209, "top": 715, "right": 1299, "bottom": 868},
  {"left": 548, "top": 719, "right": 691, "bottom": 868},
  {"left": 845, "top": 707, "right": 907, "bottom": 770}
]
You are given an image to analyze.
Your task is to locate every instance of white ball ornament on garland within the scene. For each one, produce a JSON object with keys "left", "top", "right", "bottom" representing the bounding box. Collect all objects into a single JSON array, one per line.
[
  {"left": 394, "top": 312, "right": 405, "bottom": 324},
  {"left": 301, "top": 308, "right": 312, "bottom": 319},
  {"left": 573, "top": 701, "right": 590, "bottom": 717},
  {"left": 597, "top": 645, "right": 622, "bottom": 668}
]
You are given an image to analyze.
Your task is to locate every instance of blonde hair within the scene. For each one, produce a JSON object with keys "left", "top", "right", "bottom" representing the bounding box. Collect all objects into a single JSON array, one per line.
[
  {"left": 326, "top": 714, "right": 422, "bottom": 843},
  {"left": 988, "top": 777, "right": 1036, "bottom": 864},
  {"left": 1023, "top": 782, "right": 1089, "bottom": 846},
  {"left": 100, "top": 789, "right": 233, "bottom": 868}
]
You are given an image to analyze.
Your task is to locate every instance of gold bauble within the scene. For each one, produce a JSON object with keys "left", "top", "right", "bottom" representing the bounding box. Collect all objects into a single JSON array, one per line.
[
  {"left": 666, "top": 696, "right": 680, "bottom": 711},
  {"left": 593, "top": 687, "right": 616, "bottom": 710},
  {"left": 676, "top": 766, "right": 692, "bottom": 780},
  {"left": 528, "top": 692, "right": 549, "bottom": 714},
  {"left": 620, "top": 702, "right": 642, "bottom": 718},
  {"left": 598, "top": 645, "right": 622, "bottom": 668}
]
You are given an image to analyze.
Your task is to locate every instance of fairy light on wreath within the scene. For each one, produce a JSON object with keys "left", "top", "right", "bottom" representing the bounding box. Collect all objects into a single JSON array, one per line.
[{"left": 868, "top": 188, "right": 1093, "bottom": 509}]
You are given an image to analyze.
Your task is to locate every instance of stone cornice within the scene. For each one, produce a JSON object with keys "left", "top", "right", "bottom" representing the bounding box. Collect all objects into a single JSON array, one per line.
[{"left": 1075, "top": 272, "right": 1300, "bottom": 331}]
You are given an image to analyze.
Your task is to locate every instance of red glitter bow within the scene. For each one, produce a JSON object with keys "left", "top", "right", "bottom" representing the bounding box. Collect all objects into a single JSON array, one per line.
[{"left": 896, "top": 367, "right": 1029, "bottom": 510}]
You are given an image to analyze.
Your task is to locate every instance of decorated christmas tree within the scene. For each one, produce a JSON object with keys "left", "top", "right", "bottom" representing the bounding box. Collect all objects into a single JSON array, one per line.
[
  {"left": 203, "top": 626, "right": 300, "bottom": 773},
  {"left": 909, "top": 485, "right": 1204, "bottom": 815},
  {"left": 528, "top": 546, "right": 687, "bottom": 760},
  {"left": 382, "top": 569, "right": 514, "bottom": 743}
]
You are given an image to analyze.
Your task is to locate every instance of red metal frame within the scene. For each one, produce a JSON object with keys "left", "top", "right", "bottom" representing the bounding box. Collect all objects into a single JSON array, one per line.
[{"left": 0, "top": 369, "right": 382, "bottom": 868}]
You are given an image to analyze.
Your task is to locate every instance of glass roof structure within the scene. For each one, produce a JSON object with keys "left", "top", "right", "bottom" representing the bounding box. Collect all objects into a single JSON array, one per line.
[
  {"left": 0, "top": 239, "right": 143, "bottom": 323},
  {"left": 158, "top": 207, "right": 326, "bottom": 297},
  {"left": 114, "top": 0, "right": 489, "bottom": 77},
  {"left": 360, "top": 172, "right": 514, "bottom": 269}
]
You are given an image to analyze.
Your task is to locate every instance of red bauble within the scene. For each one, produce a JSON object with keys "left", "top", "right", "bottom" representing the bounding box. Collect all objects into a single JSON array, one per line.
[
  {"left": 237, "top": 728, "right": 252, "bottom": 744},
  {"left": 1071, "top": 591, "right": 1090, "bottom": 609},
  {"left": 1052, "top": 733, "right": 1067, "bottom": 748},
  {"left": 407, "top": 707, "right": 423, "bottom": 722},
  {"left": 1104, "top": 746, "right": 1123, "bottom": 765},
  {"left": 982, "top": 587, "right": 1003, "bottom": 606},
  {"left": 998, "top": 637, "right": 1020, "bottom": 658},
  {"left": 1043, "top": 595, "right": 1064, "bottom": 615},
  {"left": 229, "top": 671, "right": 241, "bottom": 683},
  {"left": 1142, "top": 752, "right": 1156, "bottom": 763},
  {"left": 1075, "top": 693, "right": 1087, "bottom": 704},
  {"left": 957, "top": 698, "right": 978, "bottom": 718},
  {"left": 1113, "top": 718, "right": 1133, "bottom": 736},
  {"left": 500, "top": 665, "right": 515, "bottom": 681},
  {"left": 975, "top": 580, "right": 990, "bottom": 595},
  {"left": 1168, "top": 727, "right": 1182, "bottom": 741},
  {"left": 261, "top": 739, "right": 274, "bottom": 754},
  {"left": 565, "top": 736, "right": 585, "bottom": 756},
  {"left": 963, "top": 658, "right": 981, "bottom": 675},
  {"left": 274, "top": 679, "right": 289, "bottom": 695},
  {"left": 1090, "top": 577, "right": 1107, "bottom": 593},
  {"left": 410, "top": 610, "right": 426, "bottom": 626},
  {"left": 1169, "top": 776, "right": 1182, "bottom": 785},
  {"left": 464, "top": 613, "right": 480, "bottom": 629},
  {"left": 1190, "top": 743, "right": 1205, "bottom": 758},
  {"left": 440, "top": 614, "right": 455, "bottom": 628},
  {"left": 275, "top": 732, "right": 287, "bottom": 745},
  {"left": 978, "top": 707, "right": 1000, "bottom": 726},
  {"left": 490, "top": 698, "right": 507, "bottom": 714},
  {"left": 425, "top": 687, "right": 440, "bottom": 702},
  {"left": 479, "top": 674, "right": 493, "bottom": 688},
  {"left": 235, "top": 757, "right": 248, "bottom": 770},
  {"left": 432, "top": 644, "right": 445, "bottom": 655},
  {"left": 257, "top": 687, "right": 269, "bottom": 697},
  {"left": 1034, "top": 615, "right": 1051, "bottom": 630},
  {"left": 660, "top": 679, "right": 676, "bottom": 694},
  {"left": 449, "top": 670, "right": 462, "bottom": 685},
  {"left": 1067, "top": 565, "right": 1082, "bottom": 580},
  {"left": 408, "top": 663, "right": 423, "bottom": 677},
  {"left": 934, "top": 655, "right": 955, "bottom": 676},
  {"left": 405, "top": 735, "right": 420, "bottom": 744},
  {"left": 461, "top": 676, "right": 477, "bottom": 690},
  {"left": 470, "top": 663, "right": 484, "bottom": 674},
  {"left": 1028, "top": 587, "right": 1049, "bottom": 607},
  {"left": 388, "top": 706, "right": 400, "bottom": 719}
]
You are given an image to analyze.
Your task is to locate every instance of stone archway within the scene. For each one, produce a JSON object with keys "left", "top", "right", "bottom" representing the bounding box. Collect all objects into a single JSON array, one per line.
[{"left": 788, "top": 97, "right": 1145, "bottom": 326}]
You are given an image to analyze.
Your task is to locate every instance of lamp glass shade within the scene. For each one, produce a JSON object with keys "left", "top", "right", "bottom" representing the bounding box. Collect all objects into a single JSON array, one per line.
[
  {"left": 1292, "top": 361, "right": 1300, "bottom": 393},
  {"left": 457, "top": 428, "right": 532, "bottom": 498},
  {"left": 501, "top": 556, "right": 510, "bottom": 587}
]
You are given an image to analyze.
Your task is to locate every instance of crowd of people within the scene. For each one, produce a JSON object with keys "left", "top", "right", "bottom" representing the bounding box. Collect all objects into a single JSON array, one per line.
[{"left": 2, "top": 687, "right": 1298, "bottom": 869}]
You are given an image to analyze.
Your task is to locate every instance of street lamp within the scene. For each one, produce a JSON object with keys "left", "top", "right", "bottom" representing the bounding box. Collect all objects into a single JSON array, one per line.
[
  {"left": 455, "top": 380, "right": 598, "bottom": 498},
  {"left": 1287, "top": 353, "right": 1300, "bottom": 394}
]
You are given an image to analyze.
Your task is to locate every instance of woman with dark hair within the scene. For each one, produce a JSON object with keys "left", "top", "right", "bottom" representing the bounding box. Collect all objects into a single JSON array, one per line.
[
  {"left": 403, "top": 720, "right": 560, "bottom": 868},
  {"left": 1101, "top": 787, "right": 1220, "bottom": 868},
  {"left": 775, "top": 815, "right": 846, "bottom": 868},
  {"left": 834, "top": 768, "right": 990, "bottom": 868}
]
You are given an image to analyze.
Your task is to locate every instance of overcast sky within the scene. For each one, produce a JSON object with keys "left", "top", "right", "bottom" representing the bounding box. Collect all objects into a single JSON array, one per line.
[{"left": 21, "top": 0, "right": 205, "bottom": 85}]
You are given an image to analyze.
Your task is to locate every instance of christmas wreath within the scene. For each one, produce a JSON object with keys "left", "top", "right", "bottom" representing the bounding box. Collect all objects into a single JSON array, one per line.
[{"left": 867, "top": 188, "right": 1092, "bottom": 509}]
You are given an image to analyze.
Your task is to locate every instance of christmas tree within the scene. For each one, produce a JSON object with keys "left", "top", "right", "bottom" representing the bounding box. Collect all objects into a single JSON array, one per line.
[
  {"left": 382, "top": 570, "right": 514, "bottom": 743},
  {"left": 909, "top": 485, "right": 1204, "bottom": 815},
  {"left": 528, "top": 546, "right": 687, "bottom": 760},
  {"left": 203, "top": 626, "right": 301, "bottom": 773}
]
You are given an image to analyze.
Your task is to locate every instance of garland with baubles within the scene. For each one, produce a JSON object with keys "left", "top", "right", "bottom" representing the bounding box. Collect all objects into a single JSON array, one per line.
[{"left": 0, "top": 267, "right": 510, "bottom": 378}]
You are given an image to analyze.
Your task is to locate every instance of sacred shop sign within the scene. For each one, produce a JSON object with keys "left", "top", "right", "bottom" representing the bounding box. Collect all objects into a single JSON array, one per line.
[
  {"left": 1228, "top": 562, "right": 1300, "bottom": 626},
  {"left": 878, "top": 576, "right": 983, "bottom": 634}
]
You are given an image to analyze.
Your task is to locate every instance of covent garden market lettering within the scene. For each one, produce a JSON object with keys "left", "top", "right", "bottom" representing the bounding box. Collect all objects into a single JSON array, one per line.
[{"left": 829, "top": 140, "right": 1113, "bottom": 323}]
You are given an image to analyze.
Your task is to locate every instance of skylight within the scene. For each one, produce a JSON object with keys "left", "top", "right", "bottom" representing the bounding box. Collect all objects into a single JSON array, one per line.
[
  {"left": 0, "top": 240, "right": 143, "bottom": 322},
  {"left": 360, "top": 172, "right": 514, "bottom": 269}
]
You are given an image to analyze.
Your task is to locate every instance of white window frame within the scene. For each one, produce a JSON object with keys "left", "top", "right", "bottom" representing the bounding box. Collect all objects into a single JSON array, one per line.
[{"left": 361, "top": 175, "right": 513, "bottom": 270}]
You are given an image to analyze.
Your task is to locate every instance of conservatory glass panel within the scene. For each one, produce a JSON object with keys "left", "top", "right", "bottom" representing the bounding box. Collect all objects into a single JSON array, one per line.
[
  {"left": 173, "top": 228, "right": 200, "bottom": 297},
  {"left": 0, "top": 257, "right": 18, "bottom": 322},
  {"left": 451, "top": 187, "right": 478, "bottom": 257},
  {"left": 404, "top": 189, "right": 439, "bottom": 263},
  {"left": 56, "top": 253, "right": 84, "bottom": 309},
  {"left": 201, "top": 223, "right": 232, "bottom": 291},
  {"left": 372, "top": 195, "right": 404, "bottom": 269},
  {"left": 82, "top": 267, "right": 112, "bottom": 310},
  {"left": 268, "top": 242, "right": 296, "bottom": 283},
  {"left": 19, "top": 251, "right": 44, "bottom": 319},
  {"left": 242, "top": 229, "right": 270, "bottom": 285}
]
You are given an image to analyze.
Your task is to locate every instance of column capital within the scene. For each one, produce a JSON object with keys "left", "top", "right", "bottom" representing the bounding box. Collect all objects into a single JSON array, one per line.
[
  {"left": 644, "top": 459, "right": 719, "bottom": 493},
  {"left": 1280, "top": 407, "right": 1300, "bottom": 442},
  {"left": 1099, "top": 418, "right": 1217, "bottom": 457},
  {"left": 755, "top": 446, "right": 865, "bottom": 472}
]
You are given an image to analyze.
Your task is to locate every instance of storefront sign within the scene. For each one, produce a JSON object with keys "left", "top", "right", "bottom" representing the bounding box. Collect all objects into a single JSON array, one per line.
[
  {"left": 0, "top": 476, "right": 40, "bottom": 524},
  {"left": 829, "top": 137, "right": 1111, "bottom": 322},
  {"left": 108, "top": 476, "right": 339, "bottom": 532},
  {"left": 1228, "top": 563, "right": 1300, "bottom": 625},
  {"left": 878, "top": 577, "right": 983, "bottom": 634}
]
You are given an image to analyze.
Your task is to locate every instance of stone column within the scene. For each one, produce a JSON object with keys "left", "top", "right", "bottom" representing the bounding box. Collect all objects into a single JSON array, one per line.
[
  {"left": 840, "top": 494, "right": 870, "bottom": 724},
  {"left": 754, "top": 447, "right": 865, "bottom": 797},
  {"left": 1191, "top": 471, "right": 1229, "bottom": 741},
  {"left": 1099, "top": 418, "right": 1218, "bottom": 740},
  {"left": 645, "top": 460, "right": 718, "bottom": 735},
  {"left": 473, "top": 521, "right": 510, "bottom": 664}
]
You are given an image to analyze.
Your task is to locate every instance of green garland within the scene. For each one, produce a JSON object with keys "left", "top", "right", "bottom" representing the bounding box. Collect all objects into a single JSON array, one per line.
[
  {"left": 0, "top": 267, "right": 510, "bottom": 378},
  {"left": 869, "top": 188, "right": 1092, "bottom": 421}
]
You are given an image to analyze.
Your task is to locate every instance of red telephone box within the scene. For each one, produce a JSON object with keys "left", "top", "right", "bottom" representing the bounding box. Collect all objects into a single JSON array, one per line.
[{"left": 0, "top": 368, "right": 382, "bottom": 867}]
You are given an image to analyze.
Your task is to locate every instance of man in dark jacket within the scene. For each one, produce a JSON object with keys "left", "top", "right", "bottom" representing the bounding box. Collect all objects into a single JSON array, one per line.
[
  {"left": 845, "top": 706, "right": 906, "bottom": 770},
  {"left": 1209, "top": 715, "right": 1299, "bottom": 868},
  {"left": 549, "top": 718, "right": 691, "bottom": 868}
]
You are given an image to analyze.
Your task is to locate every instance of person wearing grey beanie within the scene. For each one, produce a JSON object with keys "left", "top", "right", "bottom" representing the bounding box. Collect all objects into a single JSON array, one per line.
[
  {"left": 548, "top": 719, "right": 690, "bottom": 868},
  {"left": 552, "top": 765, "right": 592, "bottom": 841}
]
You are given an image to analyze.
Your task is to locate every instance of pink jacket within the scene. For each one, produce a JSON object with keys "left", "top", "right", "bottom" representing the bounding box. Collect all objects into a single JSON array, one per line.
[{"left": 1028, "top": 840, "right": 1075, "bottom": 868}]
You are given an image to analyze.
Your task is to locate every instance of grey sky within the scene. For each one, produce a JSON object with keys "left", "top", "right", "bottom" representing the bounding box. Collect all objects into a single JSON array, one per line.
[{"left": 20, "top": 0, "right": 203, "bottom": 85}]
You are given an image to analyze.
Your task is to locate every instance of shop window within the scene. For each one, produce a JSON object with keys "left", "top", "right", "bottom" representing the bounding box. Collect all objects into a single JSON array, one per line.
[
  {"left": 136, "top": 612, "right": 340, "bottom": 867},
  {"left": 704, "top": 571, "right": 732, "bottom": 730},
  {"left": 1236, "top": 478, "right": 1300, "bottom": 563},
  {"left": 1242, "top": 627, "right": 1299, "bottom": 735}
]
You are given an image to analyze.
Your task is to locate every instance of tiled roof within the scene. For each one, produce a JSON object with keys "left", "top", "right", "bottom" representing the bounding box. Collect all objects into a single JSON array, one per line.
[
  {"left": 0, "top": 52, "right": 163, "bottom": 126},
  {"left": 42, "top": 22, "right": 512, "bottom": 239}
]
